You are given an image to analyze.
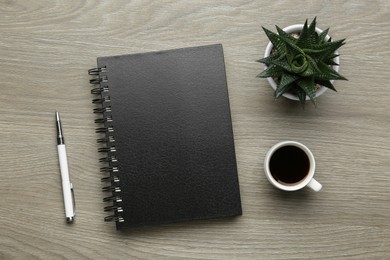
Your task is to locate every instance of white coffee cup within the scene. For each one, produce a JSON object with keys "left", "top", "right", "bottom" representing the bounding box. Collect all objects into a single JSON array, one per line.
[{"left": 264, "top": 141, "right": 322, "bottom": 192}]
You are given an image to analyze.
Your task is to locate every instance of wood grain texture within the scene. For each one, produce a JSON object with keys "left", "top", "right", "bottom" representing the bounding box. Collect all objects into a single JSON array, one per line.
[{"left": 0, "top": 0, "right": 389, "bottom": 259}]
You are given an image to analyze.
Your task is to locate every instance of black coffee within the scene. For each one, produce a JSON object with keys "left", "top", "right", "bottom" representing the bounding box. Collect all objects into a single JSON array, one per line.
[{"left": 269, "top": 145, "right": 310, "bottom": 184}]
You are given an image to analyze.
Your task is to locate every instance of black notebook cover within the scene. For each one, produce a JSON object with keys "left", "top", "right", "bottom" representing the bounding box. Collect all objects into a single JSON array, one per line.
[{"left": 90, "top": 44, "right": 242, "bottom": 229}]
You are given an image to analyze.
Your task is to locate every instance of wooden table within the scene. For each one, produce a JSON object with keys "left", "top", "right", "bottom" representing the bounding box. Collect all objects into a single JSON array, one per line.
[{"left": 1, "top": 1, "right": 389, "bottom": 259}]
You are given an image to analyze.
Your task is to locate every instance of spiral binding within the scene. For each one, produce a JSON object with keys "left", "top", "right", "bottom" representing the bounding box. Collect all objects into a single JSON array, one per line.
[
  {"left": 99, "top": 156, "right": 118, "bottom": 163},
  {"left": 95, "top": 116, "right": 113, "bottom": 124},
  {"left": 89, "top": 66, "right": 124, "bottom": 225},
  {"left": 91, "top": 86, "right": 109, "bottom": 95},
  {"left": 95, "top": 126, "right": 114, "bottom": 134},
  {"left": 97, "top": 136, "right": 115, "bottom": 143},
  {"left": 101, "top": 176, "right": 120, "bottom": 183}
]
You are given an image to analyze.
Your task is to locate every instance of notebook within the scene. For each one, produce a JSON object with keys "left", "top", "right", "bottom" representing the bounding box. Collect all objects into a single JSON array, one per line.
[{"left": 88, "top": 44, "right": 242, "bottom": 230}]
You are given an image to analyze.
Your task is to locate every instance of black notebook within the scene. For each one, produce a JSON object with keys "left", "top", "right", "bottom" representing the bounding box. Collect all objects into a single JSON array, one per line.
[{"left": 88, "top": 44, "right": 242, "bottom": 229}]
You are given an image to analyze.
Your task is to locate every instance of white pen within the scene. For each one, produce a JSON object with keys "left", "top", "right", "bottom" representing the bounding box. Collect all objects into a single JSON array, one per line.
[{"left": 55, "top": 112, "right": 75, "bottom": 223}]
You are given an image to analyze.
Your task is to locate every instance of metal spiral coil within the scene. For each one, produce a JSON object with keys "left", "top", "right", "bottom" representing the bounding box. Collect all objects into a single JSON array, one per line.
[
  {"left": 104, "top": 215, "right": 125, "bottom": 223},
  {"left": 103, "top": 195, "right": 122, "bottom": 203},
  {"left": 93, "top": 106, "right": 111, "bottom": 114},
  {"left": 97, "top": 136, "right": 115, "bottom": 143},
  {"left": 99, "top": 155, "right": 118, "bottom": 163},
  {"left": 100, "top": 166, "right": 119, "bottom": 173},
  {"left": 89, "top": 76, "right": 108, "bottom": 85},
  {"left": 99, "top": 156, "right": 118, "bottom": 163},
  {"left": 104, "top": 206, "right": 124, "bottom": 223},
  {"left": 104, "top": 205, "right": 123, "bottom": 212},
  {"left": 91, "top": 86, "right": 109, "bottom": 95},
  {"left": 95, "top": 126, "right": 114, "bottom": 134},
  {"left": 101, "top": 176, "right": 120, "bottom": 183},
  {"left": 89, "top": 66, "right": 124, "bottom": 225},
  {"left": 95, "top": 116, "right": 113, "bottom": 124},
  {"left": 102, "top": 186, "right": 121, "bottom": 193},
  {"left": 88, "top": 67, "right": 107, "bottom": 75},
  {"left": 98, "top": 146, "right": 117, "bottom": 153},
  {"left": 92, "top": 96, "right": 111, "bottom": 104}
]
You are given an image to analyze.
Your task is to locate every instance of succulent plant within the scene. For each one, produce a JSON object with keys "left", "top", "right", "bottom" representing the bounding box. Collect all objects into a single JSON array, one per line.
[{"left": 257, "top": 18, "right": 347, "bottom": 107}]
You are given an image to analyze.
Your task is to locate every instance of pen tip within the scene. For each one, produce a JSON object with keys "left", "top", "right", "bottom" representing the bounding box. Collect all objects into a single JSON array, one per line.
[
  {"left": 66, "top": 217, "right": 74, "bottom": 223},
  {"left": 55, "top": 111, "right": 60, "bottom": 121}
]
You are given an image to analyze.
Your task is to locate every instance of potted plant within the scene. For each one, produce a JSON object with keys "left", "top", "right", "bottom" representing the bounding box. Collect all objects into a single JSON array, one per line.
[{"left": 257, "top": 18, "right": 347, "bottom": 107}]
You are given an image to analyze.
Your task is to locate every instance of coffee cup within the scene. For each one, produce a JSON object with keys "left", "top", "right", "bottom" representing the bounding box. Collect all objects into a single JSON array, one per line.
[{"left": 264, "top": 141, "right": 322, "bottom": 192}]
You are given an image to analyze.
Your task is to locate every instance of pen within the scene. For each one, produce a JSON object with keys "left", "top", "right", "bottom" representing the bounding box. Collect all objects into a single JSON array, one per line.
[{"left": 55, "top": 112, "right": 75, "bottom": 223}]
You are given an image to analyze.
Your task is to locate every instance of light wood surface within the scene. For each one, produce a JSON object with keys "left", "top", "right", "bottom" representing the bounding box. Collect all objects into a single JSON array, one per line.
[{"left": 1, "top": 0, "right": 389, "bottom": 259}]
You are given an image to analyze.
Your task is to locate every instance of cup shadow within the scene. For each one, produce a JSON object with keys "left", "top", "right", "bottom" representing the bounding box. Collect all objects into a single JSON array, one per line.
[{"left": 265, "top": 186, "right": 315, "bottom": 207}]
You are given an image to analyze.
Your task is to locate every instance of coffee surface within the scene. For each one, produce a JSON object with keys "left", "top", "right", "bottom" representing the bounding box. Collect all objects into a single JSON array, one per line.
[{"left": 269, "top": 145, "right": 310, "bottom": 184}]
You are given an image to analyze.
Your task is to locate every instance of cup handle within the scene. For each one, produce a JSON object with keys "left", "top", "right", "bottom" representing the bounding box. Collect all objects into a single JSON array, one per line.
[{"left": 307, "top": 178, "right": 322, "bottom": 192}]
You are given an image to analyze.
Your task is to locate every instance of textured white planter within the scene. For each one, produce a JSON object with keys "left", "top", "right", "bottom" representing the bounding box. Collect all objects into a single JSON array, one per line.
[{"left": 263, "top": 24, "right": 340, "bottom": 101}]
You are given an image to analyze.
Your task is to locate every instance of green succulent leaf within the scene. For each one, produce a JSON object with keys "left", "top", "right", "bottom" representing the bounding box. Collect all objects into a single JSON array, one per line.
[
  {"left": 257, "top": 54, "right": 281, "bottom": 66},
  {"left": 307, "top": 39, "right": 345, "bottom": 60},
  {"left": 316, "top": 60, "right": 347, "bottom": 81},
  {"left": 316, "top": 80, "right": 337, "bottom": 91},
  {"left": 318, "top": 28, "right": 330, "bottom": 43},
  {"left": 288, "top": 53, "right": 309, "bottom": 74},
  {"left": 275, "top": 83, "right": 294, "bottom": 99},
  {"left": 281, "top": 35, "right": 305, "bottom": 56},
  {"left": 324, "top": 59, "right": 339, "bottom": 66},
  {"left": 299, "top": 61, "right": 318, "bottom": 77},
  {"left": 305, "top": 55, "right": 321, "bottom": 73},
  {"left": 296, "top": 19, "right": 318, "bottom": 49},
  {"left": 262, "top": 27, "right": 287, "bottom": 55},
  {"left": 307, "top": 17, "right": 318, "bottom": 45},
  {"left": 275, "top": 73, "right": 300, "bottom": 98},
  {"left": 327, "top": 53, "right": 340, "bottom": 60},
  {"left": 276, "top": 25, "right": 297, "bottom": 42},
  {"left": 258, "top": 18, "right": 347, "bottom": 107},
  {"left": 296, "top": 89, "right": 307, "bottom": 108},
  {"left": 297, "top": 77, "right": 317, "bottom": 106},
  {"left": 269, "top": 58, "right": 294, "bottom": 73},
  {"left": 296, "top": 19, "right": 309, "bottom": 48},
  {"left": 257, "top": 65, "right": 283, "bottom": 78}
]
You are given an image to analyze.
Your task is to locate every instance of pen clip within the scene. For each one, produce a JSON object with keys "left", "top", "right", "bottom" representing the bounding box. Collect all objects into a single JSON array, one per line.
[{"left": 70, "top": 183, "right": 76, "bottom": 215}]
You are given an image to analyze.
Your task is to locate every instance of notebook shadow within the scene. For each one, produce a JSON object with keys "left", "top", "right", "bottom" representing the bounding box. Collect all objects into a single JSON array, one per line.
[{"left": 115, "top": 216, "right": 242, "bottom": 236}]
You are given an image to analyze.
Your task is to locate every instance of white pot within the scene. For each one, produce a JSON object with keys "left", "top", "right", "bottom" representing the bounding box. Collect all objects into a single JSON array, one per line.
[{"left": 263, "top": 24, "right": 340, "bottom": 101}]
